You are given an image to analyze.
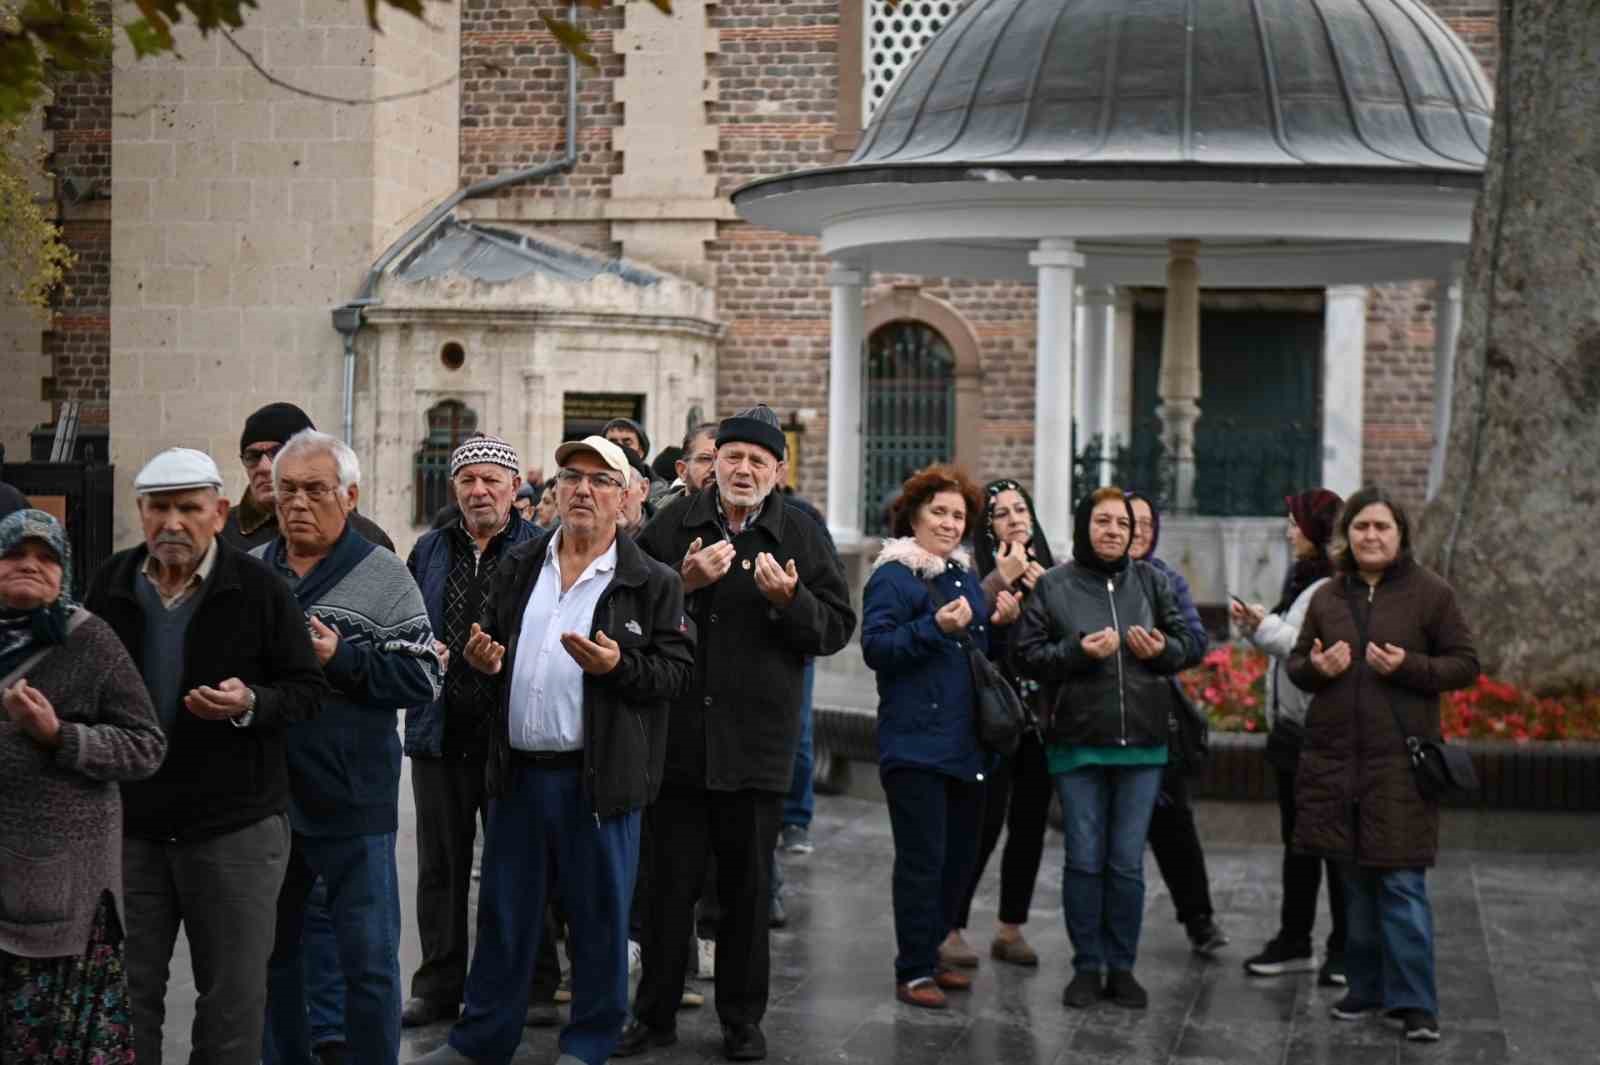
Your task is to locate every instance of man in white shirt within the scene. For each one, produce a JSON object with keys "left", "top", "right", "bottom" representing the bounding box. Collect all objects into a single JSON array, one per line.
[{"left": 414, "top": 436, "right": 694, "bottom": 1065}]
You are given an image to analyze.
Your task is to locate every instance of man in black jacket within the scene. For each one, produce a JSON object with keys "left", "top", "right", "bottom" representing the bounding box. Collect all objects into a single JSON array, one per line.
[
  {"left": 85, "top": 447, "right": 327, "bottom": 1065},
  {"left": 413, "top": 435, "right": 694, "bottom": 1065},
  {"left": 621, "top": 405, "right": 855, "bottom": 1062}
]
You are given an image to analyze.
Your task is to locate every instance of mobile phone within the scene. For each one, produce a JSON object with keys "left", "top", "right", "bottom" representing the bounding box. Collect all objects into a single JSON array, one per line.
[{"left": 1228, "top": 595, "right": 1248, "bottom": 610}]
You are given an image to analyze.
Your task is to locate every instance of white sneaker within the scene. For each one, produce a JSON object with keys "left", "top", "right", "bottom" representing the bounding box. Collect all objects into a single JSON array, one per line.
[
  {"left": 628, "top": 939, "right": 642, "bottom": 977},
  {"left": 697, "top": 937, "right": 716, "bottom": 980}
]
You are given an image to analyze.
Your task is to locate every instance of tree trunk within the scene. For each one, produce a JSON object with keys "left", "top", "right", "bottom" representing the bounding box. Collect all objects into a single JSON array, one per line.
[{"left": 1417, "top": 0, "right": 1600, "bottom": 695}]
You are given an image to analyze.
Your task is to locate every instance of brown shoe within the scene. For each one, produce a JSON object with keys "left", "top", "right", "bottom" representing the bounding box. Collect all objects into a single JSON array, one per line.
[
  {"left": 896, "top": 978, "right": 948, "bottom": 1009},
  {"left": 937, "top": 933, "right": 980, "bottom": 969},
  {"left": 990, "top": 935, "right": 1039, "bottom": 967},
  {"left": 934, "top": 967, "right": 973, "bottom": 991}
]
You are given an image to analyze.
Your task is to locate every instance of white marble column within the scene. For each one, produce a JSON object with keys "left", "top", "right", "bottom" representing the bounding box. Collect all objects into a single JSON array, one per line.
[
  {"left": 1030, "top": 239, "right": 1084, "bottom": 557},
  {"left": 1321, "top": 285, "right": 1369, "bottom": 495},
  {"left": 1109, "top": 287, "right": 1135, "bottom": 449},
  {"left": 1079, "top": 285, "right": 1116, "bottom": 485},
  {"left": 826, "top": 263, "right": 867, "bottom": 545},
  {"left": 1157, "top": 240, "right": 1202, "bottom": 512},
  {"left": 1426, "top": 272, "right": 1464, "bottom": 501}
]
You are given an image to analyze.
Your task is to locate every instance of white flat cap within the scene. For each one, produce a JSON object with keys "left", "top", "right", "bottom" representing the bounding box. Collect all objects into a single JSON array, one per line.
[{"left": 134, "top": 447, "right": 225, "bottom": 495}]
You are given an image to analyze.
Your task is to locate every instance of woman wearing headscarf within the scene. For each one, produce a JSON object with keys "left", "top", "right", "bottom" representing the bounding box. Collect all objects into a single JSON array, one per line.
[
  {"left": 0, "top": 510, "right": 167, "bottom": 1063},
  {"left": 1285, "top": 487, "right": 1477, "bottom": 1043},
  {"left": 1233, "top": 489, "right": 1348, "bottom": 986},
  {"left": 861, "top": 465, "right": 1021, "bottom": 1010},
  {"left": 1124, "top": 492, "right": 1228, "bottom": 957},
  {"left": 943, "top": 479, "right": 1055, "bottom": 970},
  {"left": 1013, "top": 487, "right": 1201, "bottom": 1011}
]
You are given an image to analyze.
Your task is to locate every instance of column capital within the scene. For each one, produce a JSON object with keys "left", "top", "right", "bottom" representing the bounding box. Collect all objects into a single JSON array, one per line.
[
  {"left": 827, "top": 263, "right": 866, "bottom": 287},
  {"left": 1080, "top": 284, "right": 1118, "bottom": 308},
  {"left": 1029, "top": 241, "right": 1085, "bottom": 269},
  {"left": 1325, "top": 284, "right": 1369, "bottom": 302}
]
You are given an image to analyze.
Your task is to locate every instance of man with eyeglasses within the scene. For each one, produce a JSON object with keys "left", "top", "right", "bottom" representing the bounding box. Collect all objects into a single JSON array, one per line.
[
  {"left": 251, "top": 429, "right": 443, "bottom": 1065},
  {"left": 621, "top": 405, "right": 855, "bottom": 1063},
  {"left": 414, "top": 435, "right": 694, "bottom": 1065}
]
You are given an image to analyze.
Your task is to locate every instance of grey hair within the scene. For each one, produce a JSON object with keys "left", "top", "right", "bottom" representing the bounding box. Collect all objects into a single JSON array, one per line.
[{"left": 273, "top": 428, "right": 361, "bottom": 492}]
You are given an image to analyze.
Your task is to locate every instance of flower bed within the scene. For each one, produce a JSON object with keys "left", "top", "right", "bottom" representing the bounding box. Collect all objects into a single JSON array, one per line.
[{"left": 1181, "top": 645, "right": 1600, "bottom": 743}]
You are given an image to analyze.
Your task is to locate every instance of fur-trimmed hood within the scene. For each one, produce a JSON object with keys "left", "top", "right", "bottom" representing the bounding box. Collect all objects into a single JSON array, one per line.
[{"left": 871, "top": 536, "right": 972, "bottom": 579}]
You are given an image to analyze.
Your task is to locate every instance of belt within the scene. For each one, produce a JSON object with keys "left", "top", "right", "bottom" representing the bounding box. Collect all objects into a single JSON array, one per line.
[{"left": 509, "top": 749, "right": 584, "bottom": 770}]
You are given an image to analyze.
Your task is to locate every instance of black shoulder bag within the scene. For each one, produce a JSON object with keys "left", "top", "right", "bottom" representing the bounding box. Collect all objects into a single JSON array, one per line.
[
  {"left": 1130, "top": 564, "right": 1209, "bottom": 773},
  {"left": 1344, "top": 585, "right": 1478, "bottom": 802},
  {"left": 923, "top": 579, "right": 1025, "bottom": 758}
]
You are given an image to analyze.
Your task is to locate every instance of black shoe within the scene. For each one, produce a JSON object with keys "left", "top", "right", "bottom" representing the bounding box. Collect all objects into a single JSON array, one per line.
[
  {"left": 400, "top": 997, "right": 456, "bottom": 1027},
  {"left": 1104, "top": 970, "right": 1148, "bottom": 1010},
  {"left": 1330, "top": 995, "right": 1380, "bottom": 1021},
  {"left": 1187, "top": 918, "right": 1230, "bottom": 957},
  {"left": 1061, "top": 971, "right": 1103, "bottom": 1009},
  {"left": 613, "top": 1020, "right": 677, "bottom": 1058},
  {"left": 723, "top": 1022, "right": 768, "bottom": 1061},
  {"left": 1401, "top": 1010, "right": 1441, "bottom": 1042},
  {"left": 1243, "top": 937, "right": 1316, "bottom": 976},
  {"left": 1317, "top": 952, "right": 1347, "bottom": 987},
  {"left": 768, "top": 895, "right": 787, "bottom": 928}
]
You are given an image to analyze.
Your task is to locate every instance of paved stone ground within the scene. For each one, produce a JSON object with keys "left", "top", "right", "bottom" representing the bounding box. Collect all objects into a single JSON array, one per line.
[{"left": 155, "top": 773, "right": 1600, "bottom": 1065}]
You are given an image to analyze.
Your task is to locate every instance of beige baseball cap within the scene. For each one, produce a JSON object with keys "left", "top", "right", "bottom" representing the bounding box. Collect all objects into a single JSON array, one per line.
[{"left": 553, "top": 435, "right": 630, "bottom": 481}]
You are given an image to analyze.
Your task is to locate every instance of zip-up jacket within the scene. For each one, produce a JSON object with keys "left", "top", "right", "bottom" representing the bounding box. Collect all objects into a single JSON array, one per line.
[
  {"left": 482, "top": 528, "right": 695, "bottom": 816},
  {"left": 1011, "top": 559, "right": 1198, "bottom": 750}
]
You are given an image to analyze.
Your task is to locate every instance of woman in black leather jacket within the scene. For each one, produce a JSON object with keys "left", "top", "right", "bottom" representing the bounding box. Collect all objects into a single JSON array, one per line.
[{"left": 1012, "top": 487, "right": 1200, "bottom": 1012}]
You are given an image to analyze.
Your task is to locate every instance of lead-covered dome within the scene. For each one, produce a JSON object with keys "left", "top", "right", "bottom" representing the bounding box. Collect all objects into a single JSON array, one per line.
[{"left": 852, "top": 0, "right": 1491, "bottom": 175}]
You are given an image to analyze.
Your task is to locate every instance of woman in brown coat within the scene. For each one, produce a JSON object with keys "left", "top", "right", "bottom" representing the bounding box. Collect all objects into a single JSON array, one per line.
[{"left": 1287, "top": 487, "right": 1478, "bottom": 1044}]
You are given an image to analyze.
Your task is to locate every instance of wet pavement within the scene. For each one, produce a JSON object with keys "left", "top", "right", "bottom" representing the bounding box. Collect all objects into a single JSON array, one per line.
[{"left": 158, "top": 776, "right": 1599, "bottom": 1065}]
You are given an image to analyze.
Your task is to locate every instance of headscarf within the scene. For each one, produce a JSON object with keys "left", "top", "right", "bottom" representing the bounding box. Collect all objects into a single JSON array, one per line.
[
  {"left": 1274, "top": 489, "right": 1343, "bottom": 614},
  {"left": 1071, "top": 489, "right": 1133, "bottom": 576},
  {"left": 973, "top": 479, "right": 1056, "bottom": 580},
  {"left": 1124, "top": 490, "right": 1160, "bottom": 559},
  {"left": 0, "top": 509, "right": 79, "bottom": 676}
]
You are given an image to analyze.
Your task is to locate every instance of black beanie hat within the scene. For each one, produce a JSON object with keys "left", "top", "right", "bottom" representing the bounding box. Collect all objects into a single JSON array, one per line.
[
  {"left": 602, "top": 418, "right": 651, "bottom": 459},
  {"left": 241, "top": 402, "right": 315, "bottom": 454},
  {"left": 715, "top": 404, "right": 786, "bottom": 461}
]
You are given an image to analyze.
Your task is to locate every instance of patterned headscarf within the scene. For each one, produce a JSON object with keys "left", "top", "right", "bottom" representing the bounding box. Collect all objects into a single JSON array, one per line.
[{"left": 0, "top": 509, "right": 79, "bottom": 676}]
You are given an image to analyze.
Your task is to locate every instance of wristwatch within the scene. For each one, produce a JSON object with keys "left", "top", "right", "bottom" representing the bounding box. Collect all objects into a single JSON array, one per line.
[{"left": 230, "top": 687, "right": 258, "bottom": 729}]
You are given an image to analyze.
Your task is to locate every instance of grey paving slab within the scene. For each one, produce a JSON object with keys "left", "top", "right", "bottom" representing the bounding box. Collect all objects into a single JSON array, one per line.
[{"left": 151, "top": 766, "right": 1600, "bottom": 1065}]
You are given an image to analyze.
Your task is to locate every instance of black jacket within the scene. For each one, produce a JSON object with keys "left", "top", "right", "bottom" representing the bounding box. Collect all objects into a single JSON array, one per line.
[
  {"left": 636, "top": 488, "right": 856, "bottom": 793},
  {"left": 84, "top": 538, "right": 328, "bottom": 842},
  {"left": 482, "top": 528, "right": 695, "bottom": 816},
  {"left": 1012, "top": 560, "right": 1198, "bottom": 750}
]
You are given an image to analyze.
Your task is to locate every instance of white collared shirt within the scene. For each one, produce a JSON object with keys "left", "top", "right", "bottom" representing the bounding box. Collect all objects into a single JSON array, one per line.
[{"left": 507, "top": 530, "right": 618, "bottom": 752}]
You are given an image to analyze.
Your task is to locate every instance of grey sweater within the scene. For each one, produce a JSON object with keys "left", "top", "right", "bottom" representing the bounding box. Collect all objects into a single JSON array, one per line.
[{"left": 0, "top": 611, "right": 167, "bottom": 958}]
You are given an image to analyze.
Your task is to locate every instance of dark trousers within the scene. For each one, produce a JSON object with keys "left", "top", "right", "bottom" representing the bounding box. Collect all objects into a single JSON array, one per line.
[
  {"left": 1277, "top": 766, "right": 1347, "bottom": 954},
  {"left": 450, "top": 764, "right": 638, "bottom": 1065},
  {"left": 1146, "top": 769, "right": 1216, "bottom": 928},
  {"left": 881, "top": 767, "right": 984, "bottom": 984},
  {"left": 409, "top": 756, "right": 561, "bottom": 1007},
  {"left": 304, "top": 879, "right": 345, "bottom": 1047},
  {"left": 955, "top": 731, "right": 1051, "bottom": 929},
  {"left": 635, "top": 787, "right": 783, "bottom": 1031},
  {"left": 265, "top": 831, "right": 402, "bottom": 1065},
  {"left": 124, "top": 813, "right": 290, "bottom": 1065}
]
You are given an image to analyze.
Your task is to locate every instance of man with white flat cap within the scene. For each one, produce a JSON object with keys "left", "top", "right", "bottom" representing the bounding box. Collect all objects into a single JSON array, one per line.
[{"left": 85, "top": 446, "right": 328, "bottom": 1065}]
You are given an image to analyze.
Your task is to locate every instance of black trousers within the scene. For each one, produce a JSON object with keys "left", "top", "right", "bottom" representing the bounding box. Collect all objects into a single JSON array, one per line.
[
  {"left": 635, "top": 787, "right": 782, "bottom": 1031},
  {"left": 955, "top": 730, "right": 1052, "bottom": 929},
  {"left": 1276, "top": 766, "right": 1348, "bottom": 954},
  {"left": 408, "top": 757, "right": 561, "bottom": 1006},
  {"left": 1146, "top": 768, "right": 1216, "bottom": 929}
]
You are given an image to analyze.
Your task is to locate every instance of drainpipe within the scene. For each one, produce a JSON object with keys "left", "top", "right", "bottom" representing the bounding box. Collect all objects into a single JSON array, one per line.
[{"left": 333, "top": 1, "right": 582, "bottom": 443}]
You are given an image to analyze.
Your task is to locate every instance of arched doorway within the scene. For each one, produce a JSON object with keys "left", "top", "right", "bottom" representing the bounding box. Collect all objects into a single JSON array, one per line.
[
  {"left": 864, "top": 320, "right": 955, "bottom": 535},
  {"left": 413, "top": 399, "right": 479, "bottom": 525}
]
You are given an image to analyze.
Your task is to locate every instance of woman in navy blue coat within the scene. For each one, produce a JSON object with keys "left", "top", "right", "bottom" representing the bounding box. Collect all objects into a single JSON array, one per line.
[{"left": 861, "top": 465, "right": 1020, "bottom": 1010}]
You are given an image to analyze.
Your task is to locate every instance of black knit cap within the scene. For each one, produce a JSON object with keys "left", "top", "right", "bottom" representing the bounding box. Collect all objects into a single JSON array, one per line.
[
  {"left": 715, "top": 404, "right": 786, "bottom": 461},
  {"left": 241, "top": 402, "right": 315, "bottom": 454},
  {"left": 602, "top": 417, "right": 650, "bottom": 459}
]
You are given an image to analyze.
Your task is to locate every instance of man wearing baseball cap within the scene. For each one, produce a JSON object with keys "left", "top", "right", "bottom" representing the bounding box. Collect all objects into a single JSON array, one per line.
[
  {"left": 415, "top": 434, "right": 694, "bottom": 1065},
  {"left": 84, "top": 447, "right": 328, "bottom": 1065}
]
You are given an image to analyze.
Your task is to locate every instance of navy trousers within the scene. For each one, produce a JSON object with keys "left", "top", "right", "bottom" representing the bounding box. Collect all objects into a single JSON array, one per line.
[
  {"left": 449, "top": 764, "right": 639, "bottom": 1065},
  {"left": 881, "top": 767, "right": 985, "bottom": 985}
]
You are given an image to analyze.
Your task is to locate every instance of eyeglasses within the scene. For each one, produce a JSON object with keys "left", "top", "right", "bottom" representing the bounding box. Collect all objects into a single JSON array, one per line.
[
  {"left": 242, "top": 445, "right": 282, "bottom": 467},
  {"left": 277, "top": 481, "right": 337, "bottom": 503},
  {"left": 685, "top": 452, "right": 716, "bottom": 466},
  {"left": 556, "top": 468, "right": 624, "bottom": 491}
]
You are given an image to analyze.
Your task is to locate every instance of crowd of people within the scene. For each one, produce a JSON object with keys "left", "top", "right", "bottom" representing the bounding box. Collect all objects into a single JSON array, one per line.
[{"left": 0, "top": 397, "right": 1479, "bottom": 1065}]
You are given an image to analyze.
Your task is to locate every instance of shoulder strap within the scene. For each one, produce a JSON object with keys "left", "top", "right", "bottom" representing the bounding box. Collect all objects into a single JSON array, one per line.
[{"left": 0, "top": 608, "right": 91, "bottom": 692}]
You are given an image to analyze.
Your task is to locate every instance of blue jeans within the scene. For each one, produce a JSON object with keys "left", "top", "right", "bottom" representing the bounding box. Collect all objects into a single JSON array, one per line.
[
  {"left": 783, "top": 660, "right": 816, "bottom": 830},
  {"left": 1055, "top": 764, "right": 1164, "bottom": 974},
  {"left": 1341, "top": 865, "right": 1438, "bottom": 1015},
  {"left": 305, "top": 878, "right": 346, "bottom": 1048},
  {"left": 450, "top": 764, "right": 639, "bottom": 1065},
  {"left": 881, "top": 767, "right": 984, "bottom": 984},
  {"left": 265, "top": 832, "right": 402, "bottom": 1065}
]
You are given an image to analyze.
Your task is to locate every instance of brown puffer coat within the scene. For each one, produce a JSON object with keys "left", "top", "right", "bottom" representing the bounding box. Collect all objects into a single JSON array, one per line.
[{"left": 1286, "top": 558, "right": 1478, "bottom": 869}]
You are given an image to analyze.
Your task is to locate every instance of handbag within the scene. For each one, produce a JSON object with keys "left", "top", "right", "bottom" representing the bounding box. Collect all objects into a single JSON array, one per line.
[
  {"left": 1165, "top": 677, "right": 1209, "bottom": 775},
  {"left": 923, "top": 579, "right": 1025, "bottom": 757}
]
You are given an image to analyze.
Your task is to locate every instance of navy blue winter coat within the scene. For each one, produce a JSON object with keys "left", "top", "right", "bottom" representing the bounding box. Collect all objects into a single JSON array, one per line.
[{"left": 861, "top": 539, "right": 996, "bottom": 782}]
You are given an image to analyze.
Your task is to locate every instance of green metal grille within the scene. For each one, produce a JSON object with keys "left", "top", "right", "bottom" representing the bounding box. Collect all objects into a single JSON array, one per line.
[
  {"left": 863, "top": 321, "right": 955, "bottom": 535},
  {"left": 413, "top": 400, "right": 480, "bottom": 525}
]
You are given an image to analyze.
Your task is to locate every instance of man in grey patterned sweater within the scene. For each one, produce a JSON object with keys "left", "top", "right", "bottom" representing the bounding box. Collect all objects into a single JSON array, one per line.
[{"left": 253, "top": 430, "right": 443, "bottom": 1065}]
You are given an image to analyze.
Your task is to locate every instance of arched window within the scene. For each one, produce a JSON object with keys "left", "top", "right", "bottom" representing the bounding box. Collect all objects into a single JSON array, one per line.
[
  {"left": 865, "top": 0, "right": 958, "bottom": 119},
  {"left": 413, "top": 400, "right": 479, "bottom": 524},
  {"left": 864, "top": 320, "right": 955, "bottom": 535}
]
